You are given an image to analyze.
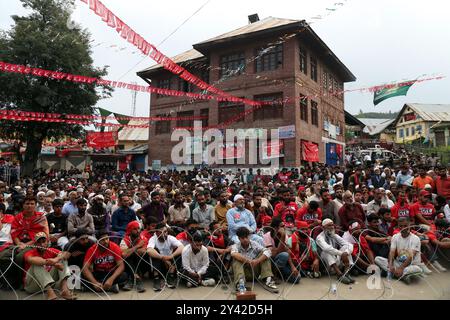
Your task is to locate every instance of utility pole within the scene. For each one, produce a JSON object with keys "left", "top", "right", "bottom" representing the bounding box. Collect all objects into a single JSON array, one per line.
[{"left": 131, "top": 82, "right": 138, "bottom": 116}]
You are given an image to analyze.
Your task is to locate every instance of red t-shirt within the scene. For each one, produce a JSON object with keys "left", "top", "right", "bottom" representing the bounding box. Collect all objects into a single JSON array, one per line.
[
  {"left": 436, "top": 176, "right": 450, "bottom": 200},
  {"left": 278, "top": 172, "right": 292, "bottom": 183},
  {"left": 176, "top": 231, "right": 189, "bottom": 243},
  {"left": 84, "top": 242, "right": 122, "bottom": 273},
  {"left": 273, "top": 202, "right": 298, "bottom": 223},
  {"left": 391, "top": 203, "right": 414, "bottom": 220},
  {"left": 24, "top": 247, "right": 60, "bottom": 284},
  {"left": 411, "top": 202, "right": 436, "bottom": 221},
  {"left": 295, "top": 207, "right": 323, "bottom": 225}
]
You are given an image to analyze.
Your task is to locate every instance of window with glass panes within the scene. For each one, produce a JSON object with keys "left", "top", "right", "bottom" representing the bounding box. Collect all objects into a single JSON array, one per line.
[
  {"left": 253, "top": 93, "right": 284, "bottom": 121},
  {"left": 311, "top": 101, "right": 319, "bottom": 126},
  {"left": 155, "top": 114, "right": 171, "bottom": 135},
  {"left": 300, "top": 95, "right": 308, "bottom": 122},
  {"left": 322, "top": 71, "right": 328, "bottom": 95},
  {"left": 176, "top": 111, "right": 195, "bottom": 128},
  {"left": 299, "top": 46, "right": 307, "bottom": 74},
  {"left": 255, "top": 44, "right": 283, "bottom": 72},
  {"left": 310, "top": 58, "right": 318, "bottom": 82},
  {"left": 157, "top": 78, "right": 171, "bottom": 98},
  {"left": 220, "top": 52, "right": 245, "bottom": 78},
  {"left": 218, "top": 101, "right": 245, "bottom": 123},
  {"left": 178, "top": 79, "right": 193, "bottom": 93}
]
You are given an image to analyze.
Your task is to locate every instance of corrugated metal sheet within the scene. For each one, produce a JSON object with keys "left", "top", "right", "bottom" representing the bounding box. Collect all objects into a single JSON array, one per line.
[
  {"left": 139, "top": 17, "right": 299, "bottom": 74},
  {"left": 407, "top": 103, "right": 450, "bottom": 122},
  {"left": 195, "top": 17, "right": 299, "bottom": 45},
  {"left": 140, "top": 48, "right": 204, "bottom": 72},
  {"left": 118, "top": 120, "right": 149, "bottom": 141},
  {"left": 360, "top": 118, "right": 395, "bottom": 135}
]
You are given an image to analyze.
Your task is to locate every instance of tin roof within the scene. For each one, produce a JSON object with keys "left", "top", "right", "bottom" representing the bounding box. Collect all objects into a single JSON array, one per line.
[
  {"left": 139, "top": 48, "right": 204, "bottom": 73},
  {"left": 195, "top": 17, "right": 299, "bottom": 45},
  {"left": 138, "top": 17, "right": 356, "bottom": 82},
  {"left": 118, "top": 120, "right": 149, "bottom": 141},
  {"left": 406, "top": 103, "right": 450, "bottom": 122},
  {"left": 392, "top": 103, "right": 450, "bottom": 127}
]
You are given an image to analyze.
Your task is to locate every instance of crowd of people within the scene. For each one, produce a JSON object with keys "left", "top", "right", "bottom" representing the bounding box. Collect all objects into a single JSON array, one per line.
[{"left": 0, "top": 151, "right": 449, "bottom": 300}]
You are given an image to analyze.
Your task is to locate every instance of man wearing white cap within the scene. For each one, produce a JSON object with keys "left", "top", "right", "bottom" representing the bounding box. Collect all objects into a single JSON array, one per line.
[
  {"left": 226, "top": 194, "right": 263, "bottom": 245},
  {"left": 316, "top": 218, "right": 355, "bottom": 285}
]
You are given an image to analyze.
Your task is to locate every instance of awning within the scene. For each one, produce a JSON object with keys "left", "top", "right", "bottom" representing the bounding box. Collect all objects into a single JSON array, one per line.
[{"left": 117, "top": 144, "right": 148, "bottom": 155}]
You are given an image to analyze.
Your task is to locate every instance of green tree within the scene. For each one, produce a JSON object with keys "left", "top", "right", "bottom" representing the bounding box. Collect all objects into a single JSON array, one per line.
[{"left": 0, "top": 0, "right": 111, "bottom": 176}]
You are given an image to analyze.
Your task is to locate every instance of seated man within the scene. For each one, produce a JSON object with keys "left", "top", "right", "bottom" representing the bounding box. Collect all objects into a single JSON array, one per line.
[
  {"left": 375, "top": 217, "right": 424, "bottom": 284},
  {"left": 10, "top": 196, "right": 49, "bottom": 289},
  {"left": 176, "top": 219, "right": 200, "bottom": 246},
  {"left": 82, "top": 230, "right": 127, "bottom": 293},
  {"left": 263, "top": 217, "right": 300, "bottom": 284},
  {"left": 141, "top": 216, "right": 159, "bottom": 240},
  {"left": 227, "top": 194, "right": 263, "bottom": 245},
  {"left": 180, "top": 231, "right": 218, "bottom": 287},
  {"left": 67, "top": 198, "right": 95, "bottom": 240},
  {"left": 47, "top": 199, "right": 69, "bottom": 249},
  {"left": 147, "top": 223, "right": 184, "bottom": 291},
  {"left": 64, "top": 230, "right": 95, "bottom": 269},
  {"left": 191, "top": 192, "right": 215, "bottom": 230},
  {"left": 295, "top": 200, "right": 323, "bottom": 229},
  {"left": 111, "top": 195, "right": 137, "bottom": 241},
  {"left": 205, "top": 220, "right": 232, "bottom": 283},
  {"left": 342, "top": 221, "right": 375, "bottom": 275},
  {"left": 287, "top": 221, "right": 321, "bottom": 279},
  {"left": 120, "top": 221, "right": 148, "bottom": 293},
  {"left": 316, "top": 219, "right": 355, "bottom": 285},
  {"left": 0, "top": 206, "right": 14, "bottom": 288},
  {"left": 23, "top": 232, "right": 74, "bottom": 300},
  {"left": 363, "top": 215, "right": 391, "bottom": 259},
  {"left": 231, "top": 227, "right": 279, "bottom": 293}
]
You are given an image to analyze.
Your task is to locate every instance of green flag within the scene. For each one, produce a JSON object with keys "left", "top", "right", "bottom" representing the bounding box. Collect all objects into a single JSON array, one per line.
[
  {"left": 373, "top": 82, "right": 415, "bottom": 106},
  {"left": 98, "top": 107, "right": 113, "bottom": 117},
  {"left": 97, "top": 107, "right": 113, "bottom": 133},
  {"left": 113, "top": 113, "right": 130, "bottom": 126}
]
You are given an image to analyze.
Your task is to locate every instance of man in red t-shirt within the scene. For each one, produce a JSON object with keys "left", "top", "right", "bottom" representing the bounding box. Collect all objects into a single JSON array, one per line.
[
  {"left": 435, "top": 166, "right": 450, "bottom": 200},
  {"left": 273, "top": 188, "right": 298, "bottom": 226},
  {"left": 24, "top": 232, "right": 74, "bottom": 300},
  {"left": 391, "top": 191, "right": 414, "bottom": 223},
  {"left": 288, "top": 220, "right": 320, "bottom": 278},
  {"left": 412, "top": 190, "right": 436, "bottom": 226},
  {"left": 295, "top": 201, "right": 322, "bottom": 228},
  {"left": 82, "top": 230, "right": 126, "bottom": 293}
]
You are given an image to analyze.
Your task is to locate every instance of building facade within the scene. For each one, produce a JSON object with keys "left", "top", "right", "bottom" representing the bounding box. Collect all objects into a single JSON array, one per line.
[
  {"left": 138, "top": 16, "right": 355, "bottom": 168},
  {"left": 393, "top": 103, "right": 450, "bottom": 147}
]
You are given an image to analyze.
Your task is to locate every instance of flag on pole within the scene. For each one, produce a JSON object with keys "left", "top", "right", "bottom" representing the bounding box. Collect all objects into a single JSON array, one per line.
[{"left": 373, "top": 82, "right": 415, "bottom": 106}]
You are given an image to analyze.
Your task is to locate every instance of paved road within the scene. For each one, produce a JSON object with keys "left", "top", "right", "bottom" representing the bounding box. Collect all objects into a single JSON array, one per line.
[{"left": 2, "top": 268, "right": 450, "bottom": 300}]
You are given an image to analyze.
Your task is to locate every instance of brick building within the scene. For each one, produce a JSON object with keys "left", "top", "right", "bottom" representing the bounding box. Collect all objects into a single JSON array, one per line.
[{"left": 137, "top": 16, "right": 356, "bottom": 168}]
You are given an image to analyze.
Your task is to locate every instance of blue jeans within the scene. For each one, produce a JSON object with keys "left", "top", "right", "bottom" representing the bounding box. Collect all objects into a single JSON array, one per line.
[{"left": 272, "top": 252, "right": 300, "bottom": 284}]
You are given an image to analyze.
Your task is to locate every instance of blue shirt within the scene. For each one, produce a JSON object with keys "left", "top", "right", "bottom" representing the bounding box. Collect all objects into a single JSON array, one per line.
[
  {"left": 226, "top": 207, "right": 257, "bottom": 240},
  {"left": 111, "top": 207, "right": 137, "bottom": 232},
  {"left": 62, "top": 202, "right": 78, "bottom": 217},
  {"left": 396, "top": 173, "right": 412, "bottom": 186}
]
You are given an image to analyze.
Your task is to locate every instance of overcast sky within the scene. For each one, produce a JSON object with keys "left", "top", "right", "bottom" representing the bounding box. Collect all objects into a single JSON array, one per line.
[{"left": 1, "top": 0, "right": 449, "bottom": 117}]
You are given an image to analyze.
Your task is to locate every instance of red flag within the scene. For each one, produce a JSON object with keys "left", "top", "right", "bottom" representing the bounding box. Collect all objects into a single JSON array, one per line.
[
  {"left": 301, "top": 141, "right": 319, "bottom": 162},
  {"left": 86, "top": 131, "right": 117, "bottom": 148}
]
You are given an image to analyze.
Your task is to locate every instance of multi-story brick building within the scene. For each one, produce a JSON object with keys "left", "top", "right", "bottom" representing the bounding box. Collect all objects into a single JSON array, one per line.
[{"left": 137, "top": 15, "right": 356, "bottom": 168}]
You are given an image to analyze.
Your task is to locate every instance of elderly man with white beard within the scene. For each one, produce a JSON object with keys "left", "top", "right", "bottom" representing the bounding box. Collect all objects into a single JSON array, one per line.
[{"left": 316, "top": 218, "right": 355, "bottom": 285}]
